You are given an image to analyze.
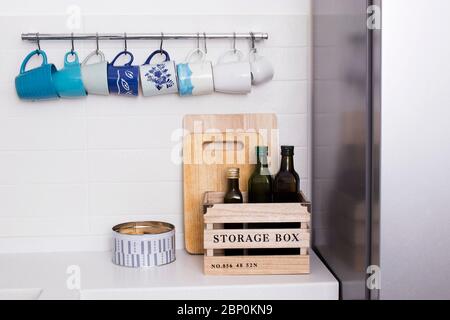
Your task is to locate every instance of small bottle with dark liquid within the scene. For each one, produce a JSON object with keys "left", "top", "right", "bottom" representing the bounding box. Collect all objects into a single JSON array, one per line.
[{"left": 224, "top": 168, "right": 244, "bottom": 256}]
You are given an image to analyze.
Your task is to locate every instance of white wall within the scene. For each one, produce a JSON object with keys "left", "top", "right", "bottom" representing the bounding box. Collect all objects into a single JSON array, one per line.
[
  {"left": 381, "top": 0, "right": 450, "bottom": 299},
  {"left": 0, "top": 1, "right": 311, "bottom": 253}
]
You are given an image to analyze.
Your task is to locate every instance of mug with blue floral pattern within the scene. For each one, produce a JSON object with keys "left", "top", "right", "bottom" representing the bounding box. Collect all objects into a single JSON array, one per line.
[
  {"left": 107, "top": 51, "right": 139, "bottom": 96},
  {"left": 140, "top": 49, "right": 178, "bottom": 97}
]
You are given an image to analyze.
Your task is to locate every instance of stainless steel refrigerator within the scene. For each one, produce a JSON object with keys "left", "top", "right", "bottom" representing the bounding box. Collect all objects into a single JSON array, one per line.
[
  {"left": 312, "top": 0, "right": 381, "bottom": 300},
  {"left": 312, "top": 0, "right": 450, "bottom": 300}
]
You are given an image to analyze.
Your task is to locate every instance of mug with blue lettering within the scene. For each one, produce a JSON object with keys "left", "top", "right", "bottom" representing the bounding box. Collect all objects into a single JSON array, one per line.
[
  {"left": 140, "top": 49, "right": 178, "bottom": 97},
  {"left": 53, "top": 51, "right": 87, "bottom": 98},
  {"left": 15, "top": 50, "right": 59, "bottom": 100},
  {"left": 176, "top": 49, "right": 213, "bottom": 96},
  {"left": 107, "top": 51, "right": 139, "bottom": 96}
]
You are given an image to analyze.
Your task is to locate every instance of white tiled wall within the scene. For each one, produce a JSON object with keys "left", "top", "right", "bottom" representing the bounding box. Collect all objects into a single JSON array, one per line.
[{"left": 0, "top": 0, "right": 311, "bottom": 253}]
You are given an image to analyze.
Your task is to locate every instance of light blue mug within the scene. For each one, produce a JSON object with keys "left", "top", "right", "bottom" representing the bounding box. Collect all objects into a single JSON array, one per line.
[
  {"left": 15, "top": 50, "right": 59, "bottom": 100},
  {"left": 53, "top": 51, "right": 87, "bottom": 98}
]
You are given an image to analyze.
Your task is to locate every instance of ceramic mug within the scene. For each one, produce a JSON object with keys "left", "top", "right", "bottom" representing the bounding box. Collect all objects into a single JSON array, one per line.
[
  {"left": 81, "top": 50, "right": 109, "bottom": 95},
  {"left": 140, "top": 49, "right": 178, "bottom": 97},
  {"left": 15, "top": 50, "right": 59, "bottom": 100},
  {"left": 213, "top": 49, "right": 251, "bottom": 94},
  {"left": 107, "top": 51, "right": 139, "bottom": 96},
  {"left": 176, "top": 49, "right": 213, "bottom": 96},
  {"left": 249, "top": 49, "right": 274, "bottom": 85},
  {"left": 53, "top": 51, "right": 87, "bottom": 98}
]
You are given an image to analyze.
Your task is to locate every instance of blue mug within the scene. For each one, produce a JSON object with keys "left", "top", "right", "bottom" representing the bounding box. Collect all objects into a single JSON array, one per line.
[
  {"left": 107, "top": 51, "right": 139, "bottom": 96},
  {"left": 53, "top": 51, "right": 87, "bottom": 98},
  {"left": 15, "top": 50, "right": 59, "bottom": 100}
]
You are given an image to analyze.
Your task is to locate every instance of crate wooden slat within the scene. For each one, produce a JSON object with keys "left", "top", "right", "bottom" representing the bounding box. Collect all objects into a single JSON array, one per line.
[
  {"left": 204, "top": 228, "right": 310, "bottom": 249},
  {"left": 204, "top": 255, "right": 310, "bottom": 275},
  {"left": 203, "top": 191, "right": 311, "bottom": 275}
]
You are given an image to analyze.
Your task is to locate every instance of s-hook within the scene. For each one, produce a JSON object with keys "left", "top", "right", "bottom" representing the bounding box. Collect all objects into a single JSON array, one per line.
[
  {"left": 35, "top": 32, "right": 41, "bottom": 55},
  {"left": 233, "top": 32, "right": 237, "bottom": 53},
  {"left": 95, "top": 32, "right": 100, "bottom": 55},
  {"left": 203, "top": 32, "right": 207, "bottom": 54},
  {"left": 196, "top": 32, "right": 200, "bottom": 50},
  {"left": 124, "top": 32, "right": 128, "bottom": 52},
  {"left": 70, "top": 32, "right": 75, "bottom": 55},
  {"left": 160, "top": 32, "right": 164, "bottom": 54},
  {"left": 250, "top": 31, "right": 257, "bottom": 53}
]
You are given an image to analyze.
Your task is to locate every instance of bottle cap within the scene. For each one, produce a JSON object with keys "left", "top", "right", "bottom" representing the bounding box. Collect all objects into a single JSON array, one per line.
[
  {"left": 226, "top": 167, "right": 240, "bottom": 179},
  {"left": 256, "top": 146, "right": 269, "bottom": 156},
  {"left": 281, "top": 145, "right": 294, "bottom": 155}
]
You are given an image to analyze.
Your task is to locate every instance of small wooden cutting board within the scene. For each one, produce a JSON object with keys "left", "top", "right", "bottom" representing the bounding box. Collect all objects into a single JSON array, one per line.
[{"left": 183, "top": 113, "right": 278, "bottom": 254}]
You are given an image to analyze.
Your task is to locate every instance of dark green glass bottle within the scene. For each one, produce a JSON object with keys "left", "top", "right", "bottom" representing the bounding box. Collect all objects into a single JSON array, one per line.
[
  {"left": 224, "top": 168, "right": 244, "bottom": 256},
  {"left": 273, "top": 146, "right": 301, "bottom": 255},
  {"left": 248, "top": 146, "right": 273, "bottom": 255},
  {"left": 248, "top": 146, "right": 273, "bottom": 204}
]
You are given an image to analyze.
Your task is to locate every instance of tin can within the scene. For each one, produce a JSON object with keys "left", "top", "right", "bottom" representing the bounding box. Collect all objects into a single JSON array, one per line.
[{"left": 112, "top": 221, "right": 176, "bottom": 268}]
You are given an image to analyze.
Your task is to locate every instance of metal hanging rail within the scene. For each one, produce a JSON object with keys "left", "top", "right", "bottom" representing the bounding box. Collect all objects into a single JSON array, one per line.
[{"left": 21, "top": 32, "right": 268, "bottom": 41}]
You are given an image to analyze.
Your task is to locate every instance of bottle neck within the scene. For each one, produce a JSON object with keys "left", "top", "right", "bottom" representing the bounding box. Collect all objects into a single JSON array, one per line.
[
  {"left": 256, "top": 155, "right": 269, "bottom": 168},
  {"left": 227, "top": 178, "right": 240, "bottom": 191},
  {"left": 280, "top": 154, "right": 295, "bottom": 171}
]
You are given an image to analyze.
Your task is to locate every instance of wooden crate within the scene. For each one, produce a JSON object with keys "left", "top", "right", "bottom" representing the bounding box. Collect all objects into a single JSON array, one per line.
[{"left": 203, "top": 191, "right": 311, "bottom": 275}]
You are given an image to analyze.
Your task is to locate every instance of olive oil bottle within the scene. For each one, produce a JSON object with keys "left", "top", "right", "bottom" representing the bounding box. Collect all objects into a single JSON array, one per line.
[
  {"left": 224, "top": 168, "right": 243, "bottom": 204},
  {"left": 274, "top": 146, "right": 300, "bottom": 202},
  {"left": 248, "top": 146, "right": 273, "bottom": 203},
  {"left": 273, "top": 146, "right": 301, "bottom": 255},
  {"left": 248, "top": 146, "right": 273, "bottom": 255},
  {"left": 224, "top": 168, "right": 244, "bottom": 256}
]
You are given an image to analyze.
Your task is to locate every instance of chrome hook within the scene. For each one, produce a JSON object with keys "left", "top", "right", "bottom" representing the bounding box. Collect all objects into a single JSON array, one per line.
[
  {"left": 95, "top": 32, "right": 100, "bottom": 55},
  {"left": 233, "top": 32, "right": 237, "bottom": 54},
  {"left": 250, "top": 32, "right": 256, "bottom": 53},
  {"left": 35, "top": 32, "right": 41, "bottom": 54},
  {"left": 196, "top": 32, "right": 200, "bottom": 50},
  {"left": 203, "top": 32, "right": 207, "bottom": 54},
  {"left": 160, "top": 32, "right": 164, "bottom": 54},
  {"left": 70, "top": 32, "right": 75, "bottom": 55},
  {"left": 124, "top": 32, "right": 128, "bottom": 52}
]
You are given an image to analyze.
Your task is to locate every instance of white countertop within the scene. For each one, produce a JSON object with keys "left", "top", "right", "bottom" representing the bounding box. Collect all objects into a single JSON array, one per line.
[{"left": 0, "top": 250, "right": 338, "bottom": 300}]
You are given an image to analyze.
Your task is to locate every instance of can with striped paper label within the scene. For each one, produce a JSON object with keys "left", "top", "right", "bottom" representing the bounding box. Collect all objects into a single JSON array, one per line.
[{"left": 112, "top": 221, "right": 176, "bottom": 268}]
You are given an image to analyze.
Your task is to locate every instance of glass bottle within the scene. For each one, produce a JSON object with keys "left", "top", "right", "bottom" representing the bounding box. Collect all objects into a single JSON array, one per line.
[
  {"left": 273, "top": 146, "right": 301, "bottom": 255},
  {"left": 248, "top": 146, "right": 273, "bottom": 203},
  {"left": 224, "top": 168, "right": 243, "bottom": 204},
  {"left": 274, "top": 146, "right": 300, "bottom": 202},
  {"left": 224, "top": 167, "right": 244, "bottom": 256},
  {"left": 247, "top": 146, "right": 274, "bottom": 255}
]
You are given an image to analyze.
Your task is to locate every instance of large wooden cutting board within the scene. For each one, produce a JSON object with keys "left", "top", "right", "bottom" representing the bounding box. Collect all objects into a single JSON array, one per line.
[{"left": 183, "top": 114, "right": 278, "bottom": 254}]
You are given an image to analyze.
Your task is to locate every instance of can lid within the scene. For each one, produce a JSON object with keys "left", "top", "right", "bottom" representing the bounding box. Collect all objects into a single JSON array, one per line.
[
  {"left": 112, "top": 221, "right": 175, "bottom": 235},
  {"left": 226, "top": 167, "right": 240, "bottom": 179}
]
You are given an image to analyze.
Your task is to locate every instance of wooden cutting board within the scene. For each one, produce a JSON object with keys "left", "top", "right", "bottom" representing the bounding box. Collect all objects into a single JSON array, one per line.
[{"left": 183, "top": 114, "right": 278, "bottom": 254}]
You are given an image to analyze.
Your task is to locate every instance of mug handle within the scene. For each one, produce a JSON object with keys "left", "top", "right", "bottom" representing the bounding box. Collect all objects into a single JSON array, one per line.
[
  {"left": 20, "top": 50, "right": 47, "bottom": 74},
  {"left": 143, "top": 49, "right": 170, "bottom": 65},
  {"left": 64, "top": 51, "right": 80, "bottom": 66},
  {"left": 82, "top": 50, "right": 105, "bottom": 66},
  {"left": 110, "top": 50, "right": 134, "bottom": 66},
  {"left": 185, "top": 48, "right": 205, "bottom": 63},
  {"left": 217, "top": 49, "right": 244, "bottom": 64}
]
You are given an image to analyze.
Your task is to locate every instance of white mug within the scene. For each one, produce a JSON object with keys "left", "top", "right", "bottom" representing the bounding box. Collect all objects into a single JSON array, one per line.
[
  {"left": 81, "top": 50, "right": 109, "bottom": 95},
  {"left": 176, "top": 49, "right": 213, "bottom": 96},
  {"left": 249, "top": 49, "right": 274, "bottom": 85},
  {"left": 213, "top": 49, "right": 251, "bottom": 94},
  {"left": 140, "top": 50, "right": 178, "bottom": 97}
]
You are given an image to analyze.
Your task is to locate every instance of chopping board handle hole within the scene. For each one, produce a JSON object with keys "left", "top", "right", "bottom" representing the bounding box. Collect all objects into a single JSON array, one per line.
[{"left": 202, "top": 141, "right": 244, "bottom": 152}]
